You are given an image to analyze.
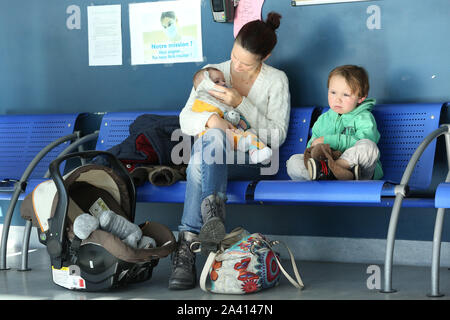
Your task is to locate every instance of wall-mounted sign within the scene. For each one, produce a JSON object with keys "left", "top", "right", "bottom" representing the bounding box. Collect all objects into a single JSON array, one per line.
[
  {"left": 87, "top": 5, "right": 122, "bottom": 66},
  {"left": 129, "top": 0, "right": 203, "bottom": 65}
]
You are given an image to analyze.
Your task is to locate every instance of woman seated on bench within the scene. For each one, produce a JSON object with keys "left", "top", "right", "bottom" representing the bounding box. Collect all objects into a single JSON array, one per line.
[{"left": 169, "top": 12, "right": 291, "bottom": 290}]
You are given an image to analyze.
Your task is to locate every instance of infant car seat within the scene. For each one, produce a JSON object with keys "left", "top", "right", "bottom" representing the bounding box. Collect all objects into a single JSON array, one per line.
[{"left": 21, "top": 151, "right": 176, "bottom": 291}]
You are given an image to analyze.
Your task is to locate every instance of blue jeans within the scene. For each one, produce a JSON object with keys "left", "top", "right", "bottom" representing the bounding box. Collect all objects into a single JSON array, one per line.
[{"left": 179, "top": 129, "right": 263, "bottom": 234}]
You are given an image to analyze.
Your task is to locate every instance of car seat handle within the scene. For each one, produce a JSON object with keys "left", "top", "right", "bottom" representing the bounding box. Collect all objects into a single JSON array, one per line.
[{"left": 46, "top": 151, "right": 134, "bottom": 268}]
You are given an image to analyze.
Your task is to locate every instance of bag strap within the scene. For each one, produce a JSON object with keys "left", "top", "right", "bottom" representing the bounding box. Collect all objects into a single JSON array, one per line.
[
  {"left": 199, "top": 228, "right": 247, "bottom": 292},
  {"left": 260, "top": 238, "right": 304, "bottom": 289},
  {"left": 199, "top": 251, "right": 218, "bottom": 292},
  {"left": 200, "top": 236, "right": 305, "bottom": 292},
  {"left": 192, "top": 227, "right": 247, "bottom": 254},
  {"left": 218, "top": 227, "right": 247, "bottom": 250}
]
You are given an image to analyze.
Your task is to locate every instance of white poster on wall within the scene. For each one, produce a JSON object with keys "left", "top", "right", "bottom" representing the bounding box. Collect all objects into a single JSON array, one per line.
[
  {"left": 129, "top": 0, "right": 203, "bottom": 65},
  {"left": 87, "top": 5, "right": 123, "bottom": 66}
]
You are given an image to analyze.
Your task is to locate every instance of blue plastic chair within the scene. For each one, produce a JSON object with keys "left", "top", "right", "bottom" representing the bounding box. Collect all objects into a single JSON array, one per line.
[
  {"left": 94, "top": 109, "right": 309, "bottom": 205},
  {"left": 254, "top": 103, "right": 443, "bottom": 206},
  {"left": 274, "top": 106, "right": 316, "bottom": 180},
  {"left": 0, "top": 113, "right": 99, "bottom": 271},
  {"left": 421, "top": 119, "right": 450, "bottom": 297},
  {"left": 373, "top": 102, "right": 448, "bottom": 295}
]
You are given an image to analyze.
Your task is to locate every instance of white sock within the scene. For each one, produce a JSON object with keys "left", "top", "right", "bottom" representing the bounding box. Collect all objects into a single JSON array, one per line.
[
  {"left": 237, "top": 134, "right": 253, "bottom": 152},
  {"left": 286, "top": 154, "right": 310, "bottom": 180},
  {"left": 137, "top": 236, "right": 156, "bottom": 249},
  {"left": 249, "top": 147, "right": 272, "bottom": 164}
]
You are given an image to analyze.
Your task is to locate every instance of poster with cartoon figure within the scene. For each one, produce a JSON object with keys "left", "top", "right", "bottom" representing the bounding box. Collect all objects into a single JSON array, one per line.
[{"left": 129, "top": 0, "right": 203, "bottom": 65}]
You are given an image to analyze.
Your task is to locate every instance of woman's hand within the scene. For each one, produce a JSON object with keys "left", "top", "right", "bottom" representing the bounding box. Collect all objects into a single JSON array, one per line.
[
  {"left": 208, "top": 85, "right": 243, "bottom": 108},
  {"left": 206, "top": 114, "right": 236, "bottom": 132}
]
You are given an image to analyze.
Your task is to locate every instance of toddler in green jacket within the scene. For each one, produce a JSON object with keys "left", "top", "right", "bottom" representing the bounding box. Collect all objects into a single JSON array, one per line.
[{"left": 287, "top": 65, "right": 383, "bottom": 180}]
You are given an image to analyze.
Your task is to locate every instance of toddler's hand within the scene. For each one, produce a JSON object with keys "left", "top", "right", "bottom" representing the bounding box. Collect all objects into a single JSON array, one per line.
[{"left": 311, "top": 137, "right": 324, "bottom": 146}]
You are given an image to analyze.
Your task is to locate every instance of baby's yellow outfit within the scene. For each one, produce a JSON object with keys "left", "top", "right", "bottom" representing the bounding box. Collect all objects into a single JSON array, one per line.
[{"left": 192, "top": 71, "right": 272, "bottom": 164}]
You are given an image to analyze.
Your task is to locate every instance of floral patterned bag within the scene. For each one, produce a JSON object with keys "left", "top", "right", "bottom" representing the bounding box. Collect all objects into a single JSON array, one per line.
[{"left": 199, "top": 228, "right": 304, "bottom": 294}]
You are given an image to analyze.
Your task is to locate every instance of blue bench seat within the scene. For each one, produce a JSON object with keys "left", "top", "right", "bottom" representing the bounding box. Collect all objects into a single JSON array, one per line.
[
  {"left": 95, "top": 107, "right": 316, "bottom": 204},
  {"left": 0, "top": 112, "right": 89, "bottom": 271},
  {"left": 253, "top": 180, "right": 385, "bottom": 204},
  {"left": 136, "top": 180, "right": 252, "bottom": 204},
  {"left": 0, "top": 113, "right": 80, "bottom": 181},
  {"left": 0, "top": 113, "right": 82, "bottom": 200},
  {"left": 427, "top": 182, "right": 450, "bottom": 297},
  {"left": 435, "top": 183, "right": 450, "bottom": 208},
  {"left": 94, "top": 103, "right": 444, "bottom": 208},
  {"left": 253, "top": 102, "right": 444, "bottom": 207}
]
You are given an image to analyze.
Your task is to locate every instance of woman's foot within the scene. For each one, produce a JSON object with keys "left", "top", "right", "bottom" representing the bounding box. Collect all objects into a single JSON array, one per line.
[
  {"left": 198, "top": 195, "right": 226, "bottom": 255},
  {"left": 168, "top": 231, "right": 198, "bottom": 290}
]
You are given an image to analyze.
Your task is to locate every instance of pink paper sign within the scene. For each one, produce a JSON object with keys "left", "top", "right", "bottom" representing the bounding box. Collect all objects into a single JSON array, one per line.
[{"left": 233, "top": 0, "right": 265, "bottom": 38}]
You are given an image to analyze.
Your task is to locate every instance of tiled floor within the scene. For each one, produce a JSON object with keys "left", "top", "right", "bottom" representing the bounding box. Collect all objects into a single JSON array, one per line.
[{"left": 1, "top": 248, "right": 450, "bottom": 301}]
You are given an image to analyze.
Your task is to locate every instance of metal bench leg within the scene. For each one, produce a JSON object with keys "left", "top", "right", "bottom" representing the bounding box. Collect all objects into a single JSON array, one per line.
[
  {"left": 428, "top": 207, "right": 446, "bottom": 297},
  {"left": 428, "top": 133, "right": 450, "bottom": 297},
  {"left": 18, "top": 220, "right": 32, "bottom": 272},
  {"left": 380, "top": 193, "right": 404, "bottom": 293},
  {"left": 0, "top": 188, "right": 22, "bottom": 270},
  {"left": 381, "top": 125, "right": 450, "bottom": 294},
  {"left": 17, "top": 131, "right": 99, "bottom": 271},
  {"left": 0, "top": 132, "right": 79, "bottom": 270}
]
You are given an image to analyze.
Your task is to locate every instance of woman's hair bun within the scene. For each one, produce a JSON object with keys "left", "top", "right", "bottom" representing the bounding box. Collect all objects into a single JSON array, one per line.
[{"left": 265, "top": 12, "right": 282, "bottom": 31}]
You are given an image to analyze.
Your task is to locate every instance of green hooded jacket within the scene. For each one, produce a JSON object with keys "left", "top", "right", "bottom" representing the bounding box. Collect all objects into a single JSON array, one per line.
[{"left": 307, "top": 98, "right": 383, "bottom": 179}]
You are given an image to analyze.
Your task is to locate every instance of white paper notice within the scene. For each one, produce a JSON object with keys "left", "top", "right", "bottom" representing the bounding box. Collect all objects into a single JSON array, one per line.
[
  {"left": 129, "top": 0, "right": 203, "bottom": 65},
  {"left": 88, "top": 5, "right": 122, "bottom": 66}
]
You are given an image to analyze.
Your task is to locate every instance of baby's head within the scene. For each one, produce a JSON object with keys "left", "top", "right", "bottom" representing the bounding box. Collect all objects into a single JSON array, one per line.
[
  {"left": 327, "top": 65, "right": 369, "bottom": 115},
  {"left": 193, "top": 67, "right": 226, "bottom": 90}
]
